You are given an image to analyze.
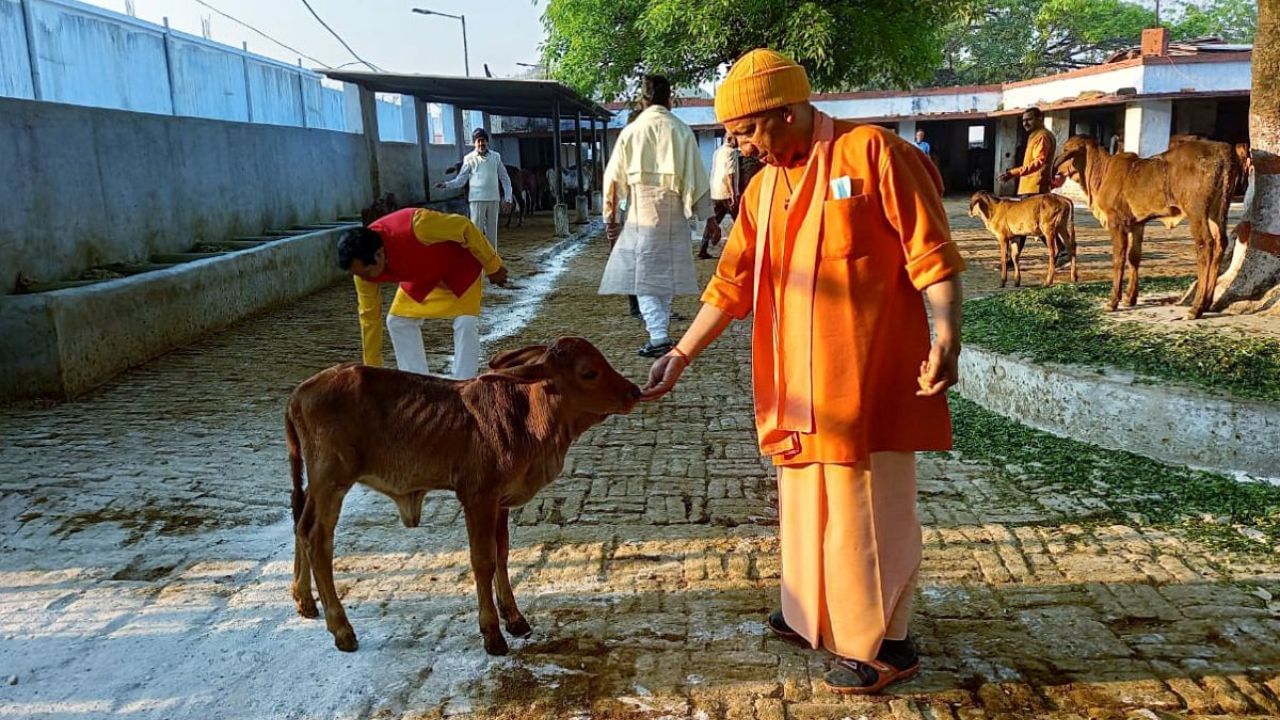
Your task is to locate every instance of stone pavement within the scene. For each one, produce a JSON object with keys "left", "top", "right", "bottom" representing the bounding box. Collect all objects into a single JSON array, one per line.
[{"left": 2, "top": 213, "right": 1279, "bottom": 720}]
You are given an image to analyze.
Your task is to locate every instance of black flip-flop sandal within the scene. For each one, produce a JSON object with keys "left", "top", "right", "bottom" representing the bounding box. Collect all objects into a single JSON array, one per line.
[
  {"left": 822, "top": 656, "right": 921, "bottom": 695},
  {"left": 765, "top": 609, "right": 807, "bottom": 647}
]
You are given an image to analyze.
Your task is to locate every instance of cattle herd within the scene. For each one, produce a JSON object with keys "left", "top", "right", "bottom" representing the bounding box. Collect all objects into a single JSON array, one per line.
[{"left": 972, "top": 134, "right": 1242, "bottom": 320}]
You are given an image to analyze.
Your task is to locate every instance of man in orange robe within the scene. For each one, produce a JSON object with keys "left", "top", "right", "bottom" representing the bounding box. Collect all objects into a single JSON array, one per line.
[{"left": 642, "top": 49, "right": 965, "bottom": 694}]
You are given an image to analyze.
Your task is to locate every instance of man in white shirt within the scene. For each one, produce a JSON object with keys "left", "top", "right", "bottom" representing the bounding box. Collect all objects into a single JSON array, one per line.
[
  {"left": 437, "top": 128, "right": 514, "bottom": 249},
  {"left": 698, "top": 135, "right": 740, "bottom": 259}
]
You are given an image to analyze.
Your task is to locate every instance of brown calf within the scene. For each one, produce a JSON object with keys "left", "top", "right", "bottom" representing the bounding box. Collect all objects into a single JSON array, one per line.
[
  {"left": 285, "top": 337, "right": 641, "bottom": 655},
  {"left": 1053, "top": 135, "right": 1239, "bottom": 318},
  {"left": 968, "top": 191, "right": 1078, "bottom": 288}
]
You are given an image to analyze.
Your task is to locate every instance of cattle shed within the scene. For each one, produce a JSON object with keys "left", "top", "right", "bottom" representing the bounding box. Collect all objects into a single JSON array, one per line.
[{"left": 320, "top": 71, "right": 612, "bottom": 211}]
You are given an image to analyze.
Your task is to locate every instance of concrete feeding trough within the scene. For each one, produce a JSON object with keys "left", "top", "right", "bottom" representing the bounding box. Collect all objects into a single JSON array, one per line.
[{"left": 0, "top": 223, "right": 357, "bottom": 400}]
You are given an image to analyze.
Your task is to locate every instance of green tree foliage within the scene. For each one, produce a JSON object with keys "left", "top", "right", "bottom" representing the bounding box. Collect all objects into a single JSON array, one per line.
[
  {"left": 1174, "top": 0, "right": 1259, "bottom": 41},
  {"left": 936, "top": 0, "right": 1257, "bottom": 86},
  {"left": 540, "top": 0, "right": 964, "bottom": 101}
]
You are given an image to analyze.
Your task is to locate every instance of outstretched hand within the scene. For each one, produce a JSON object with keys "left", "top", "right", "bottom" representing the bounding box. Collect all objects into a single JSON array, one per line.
[
  {"left": 641, "top": 352, "right": 689, "bottom": 401},
  {"left": 488, "top": 267, "right": 509, "bottom": 287}
]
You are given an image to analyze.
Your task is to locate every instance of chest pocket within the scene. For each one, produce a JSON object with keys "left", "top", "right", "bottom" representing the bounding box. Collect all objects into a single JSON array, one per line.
[{"left": 821, "top": 194, "right": 874, "bottom": 259}]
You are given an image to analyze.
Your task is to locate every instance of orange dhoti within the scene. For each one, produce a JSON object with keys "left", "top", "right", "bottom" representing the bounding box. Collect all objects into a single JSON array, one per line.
[{"left": 778, "top": 453, "right": 921, "bottom": 660}]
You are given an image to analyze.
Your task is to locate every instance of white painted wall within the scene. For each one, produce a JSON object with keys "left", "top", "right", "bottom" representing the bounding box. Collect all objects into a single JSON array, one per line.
[
  {"left": 29, "top": 0, "right": 172, "bottom": 113},
  {"left": 815, "top": 89, "right": 1001, "bottom": 121},
  {"left": 247, "top": 59, "right": 304, "bottom": 127},
  {"left": 1144, "top": 59, "right": 1251, "bottom": 94},
  {"left": 169, "top": 33, "right": 249, "bottom": 122},
  {"left": 1003, "top": 66, "right": 1146, "bottom": 109},
  {"left": 0, "top": 0, "right": 34, "bottom": 99},
  {"left": 1, "top": 0, "right": 359, "bottom": 132},
  {"left": 1125, "top": 99, "right": 1173, "bottom": 157}
]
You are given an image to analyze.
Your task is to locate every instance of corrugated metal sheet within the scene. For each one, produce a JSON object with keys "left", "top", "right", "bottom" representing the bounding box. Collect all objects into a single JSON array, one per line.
[
  {"left": 31, "top": 0, "right": 172, "bottom": 113},
  {"left": 169, "top": 34, "right": 249, "bottom": 122},
  {"left": 0, "top": 0, "right": 35, "bottom": 99},
  {"left": 247, "top": 59, "right": 303, "bottom": 126}
]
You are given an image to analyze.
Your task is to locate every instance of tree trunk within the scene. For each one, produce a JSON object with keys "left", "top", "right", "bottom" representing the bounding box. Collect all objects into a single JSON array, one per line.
[{"left": 1210, "top": 0, "right": 1280, "bottom": 315}]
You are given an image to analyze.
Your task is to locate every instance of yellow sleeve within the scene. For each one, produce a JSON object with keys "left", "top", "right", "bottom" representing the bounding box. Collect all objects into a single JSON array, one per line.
[
  {"left": 410, "top": 208, "right": 504, "bottom": 274},
  {"left": 602, "top": 132, "right": 630, "bottom": 221},
  {"left": 354, "top": 276, "right": 383, "bottom": 366},
  {"left": 457, "top": 218, "right": 504, "bottom": 275},
  {"left": 1011, "top": 132, "right": 1049, "bottom": 177},
  {"left": 879, "top": 144, "right": 967, "bottom": 290}
]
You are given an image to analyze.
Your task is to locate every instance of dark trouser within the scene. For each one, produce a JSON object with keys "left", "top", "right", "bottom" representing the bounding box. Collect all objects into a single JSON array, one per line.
[{"left": 699, "top": 198, "right": 737, "bottom": 256}]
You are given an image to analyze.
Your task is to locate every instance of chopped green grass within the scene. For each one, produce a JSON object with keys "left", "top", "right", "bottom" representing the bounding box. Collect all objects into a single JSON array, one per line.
[
  {"left": 964, "top": 278, "right": 1280, "bottom": 402},
  {"left": 946, "top": 395, "right": 1280, "bottom": 553}
]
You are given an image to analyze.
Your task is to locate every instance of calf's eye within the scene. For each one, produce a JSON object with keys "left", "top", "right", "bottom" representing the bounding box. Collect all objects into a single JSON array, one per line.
[{"left": 581, "top": 370, "right": 599, "bottom": 381}]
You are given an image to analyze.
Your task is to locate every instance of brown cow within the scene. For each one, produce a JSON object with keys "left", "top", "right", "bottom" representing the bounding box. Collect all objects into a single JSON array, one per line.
[
  {"left": 285, "top": 337, "right": 641, "bottom": 655},
  {"left": 1052, "top": 135, "right": 1239, "bottom": 318},
  {"left": 968, "top": 191, "right": 1078, "bottom": 288}
]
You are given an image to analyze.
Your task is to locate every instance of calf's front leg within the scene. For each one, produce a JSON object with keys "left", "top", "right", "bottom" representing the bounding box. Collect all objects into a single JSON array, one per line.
[{"left": 463, "top": 498, "right": 508, "bottom": 655}]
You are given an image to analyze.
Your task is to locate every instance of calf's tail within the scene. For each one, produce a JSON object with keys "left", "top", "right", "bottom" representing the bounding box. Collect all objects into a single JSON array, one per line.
[{"left": 286, "top": 409, "right": 305, "bottom": 525}]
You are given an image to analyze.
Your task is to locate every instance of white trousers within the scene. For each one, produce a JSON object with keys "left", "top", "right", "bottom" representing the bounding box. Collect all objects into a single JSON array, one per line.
[
  {"left": 637, "top": 295, "right": 673, "bottom": 344},
  {"left": 385, "top": 313, "right": 480, "bottom": 379},
  {"left": 470, "top": 200, "right": 501, "bottom": 250}
]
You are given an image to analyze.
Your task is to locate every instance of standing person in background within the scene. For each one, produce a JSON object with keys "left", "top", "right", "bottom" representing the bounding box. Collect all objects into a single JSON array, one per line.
[
  {"left": 912, "top": 129, "right": 932, "bottom": 156},
  {"left": 600, "top": 75, "right": 712, "bottom": 357},
  {"left": 437, "top": 128, "right": 514, "bottom": 249},
  {"left": 999, "top": 108, "right": 1056, "bottom": 196},
  {"left": 699, "top": 135, "right": 741, "bottom": 259}
]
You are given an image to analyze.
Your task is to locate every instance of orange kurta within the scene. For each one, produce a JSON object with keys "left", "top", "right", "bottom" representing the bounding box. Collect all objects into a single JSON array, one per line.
[
  {"left": 702, "top": 118, "right": 965, "bottom": 466},
  {"left": 1011, "top": 128, "right": 1057, "bottom": 195}
]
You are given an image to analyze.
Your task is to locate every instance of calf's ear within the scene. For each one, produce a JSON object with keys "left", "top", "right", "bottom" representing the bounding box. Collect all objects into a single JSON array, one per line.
[
  {"left": 484, "top": 363, "right": 554, "bottom": 384},
  {"left": 488, "top": 345, "right": 547, "bottom": 370}
]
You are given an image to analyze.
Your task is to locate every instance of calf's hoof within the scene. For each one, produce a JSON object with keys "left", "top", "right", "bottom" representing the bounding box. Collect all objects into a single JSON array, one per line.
[
  {"left": 294, "top": 595, "right": 319, "bottom": 619},
  {"left": 333, "top": 628, "right": 359, "bottom": 652},
  {"left": 483, "top": 632, "right": 510, "bottom": 656},
  {"left": 506, "top": 616, "right": 534, "bottom": 638}
]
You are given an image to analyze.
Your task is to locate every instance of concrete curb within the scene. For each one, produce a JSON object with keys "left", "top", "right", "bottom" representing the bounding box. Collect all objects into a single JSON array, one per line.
[
  {"left": 957, "top": 345, "right": 1280, "bottom": 481},
  {"left": 0, "top": 225, "right": 354, "bottom": 400}
]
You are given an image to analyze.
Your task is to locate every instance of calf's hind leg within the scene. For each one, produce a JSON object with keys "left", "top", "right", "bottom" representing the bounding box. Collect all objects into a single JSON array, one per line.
[{"left": 494, "top": 508, "right": 532, "bottom": 637}]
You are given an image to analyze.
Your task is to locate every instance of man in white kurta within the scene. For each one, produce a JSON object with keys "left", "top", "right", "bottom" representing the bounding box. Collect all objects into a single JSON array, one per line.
[
  {"left": 600, "top": 75, "right": 712, "bottom": 357},
  {"left": 699, "top": 136, "right": 741, "bottom": 259},
  {"left": 438, "top": 128, "right": 513, "bottom": 249}
]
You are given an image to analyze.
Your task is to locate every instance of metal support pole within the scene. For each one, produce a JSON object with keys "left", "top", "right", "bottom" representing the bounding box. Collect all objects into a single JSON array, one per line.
[
  {"left": 415, "top": 97, "right": 432, "bottom": 202},
  {"left": 589, "top": 114, "right": 599, "bottom": 207},
  {"left": 241, "top": 41, "right": 253, "bottom": 122},
  {"left": 600, "top": 114, "right": 611, "bottom": 190},
  {"left": 296, "top": 59, "right": 308, "bottom": 128},
  {"left": 460, "top": 15, "right": 470, "bottom": 77},
  {"left": 574, "top": 113, "right": 584, "bottom": 196},
  {"left": 19, "top": 0, "right": 43, "bottom": 100},
  {"left": 553, "top": 101, "right": 564, "bottom": 204},
  {"left": 161, "top": 17, "right": 178, "bottom": 116}
]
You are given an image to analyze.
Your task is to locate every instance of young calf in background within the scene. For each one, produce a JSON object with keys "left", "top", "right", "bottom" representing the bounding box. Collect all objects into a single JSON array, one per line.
[
  {"left": 969, "top": 191, "right": 1078, "bottom": 288},
  {"left": 285, "top": 337, "right": 641, "bottom": 655}
]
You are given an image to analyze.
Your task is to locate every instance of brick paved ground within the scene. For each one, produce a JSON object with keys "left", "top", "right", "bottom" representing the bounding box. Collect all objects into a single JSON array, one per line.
[{"left": 2, "top": 211, "right": 1279, "bottom": 720}]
